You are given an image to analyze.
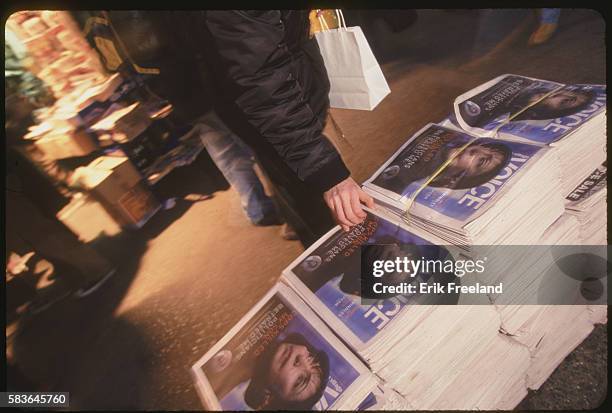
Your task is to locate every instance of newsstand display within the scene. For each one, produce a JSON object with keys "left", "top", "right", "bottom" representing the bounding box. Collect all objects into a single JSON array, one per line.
[{"left": 5, "top": 11, "right": 205, "bottom": 242}]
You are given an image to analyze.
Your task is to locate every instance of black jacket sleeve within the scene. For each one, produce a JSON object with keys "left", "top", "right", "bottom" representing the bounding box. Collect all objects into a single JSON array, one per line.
[{"left": 204, "top": 10, "right": 350, "bottom": 193}]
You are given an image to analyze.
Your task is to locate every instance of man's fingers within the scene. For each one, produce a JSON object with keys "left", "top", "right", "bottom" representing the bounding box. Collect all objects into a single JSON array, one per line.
[
  {"left": 350, "top": 190, "right": 367, "bottom": 220},
  {"left": 323, "top": 178, "right": 373, "bottom": 232},
  {"left": 340, "top": 191, "right": 362, "bottom": 225},
  {"left": 333, "top": 196, "right": 352, "bottom": 230},
  {"left": 324, "top": 194, "right": 335, "bottom": 211},
  {"left": 359, "top": 189, "right": 376, "bottom": 209}
]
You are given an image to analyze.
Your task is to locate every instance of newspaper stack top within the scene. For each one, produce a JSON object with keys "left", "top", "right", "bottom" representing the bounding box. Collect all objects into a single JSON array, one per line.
[
  {"left": 282, "top": 207, "right": 461, "bottom": 370},
  {"left": 449, "top": 74, "right": 606, "bottom": 195},
  {"left": 362, "top": 122, "right": 564, "bottom": 248},
  {"left": 191, "top": 284, "right": 380, "bottom": 411}
]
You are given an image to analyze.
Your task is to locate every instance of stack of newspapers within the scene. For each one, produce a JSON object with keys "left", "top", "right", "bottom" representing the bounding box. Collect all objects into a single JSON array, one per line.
[
  {"left": 371, "top": 208, "right": 606, "bottom": 409},
  {"left": 565, "top": 162, "right": 607, "bottom": 245},
  {"left": 189, "top": 219, "right": 606, "bottom": 410},
  {"left": 190, "top": 73, "right": 606, "bottom": 411},
  {"left": 539, "top": 214, "right": 582, "bottom": 245},
  {"left": 361, "top": 123, "right": 564, "bottom": 248},
  {"left": 469, "top": 209, "right": 600, "bottom": 309},
  {"left": 190, "top": 284, "right": 408, "bottom": 411},
  {"left": 500, "top": 304, "right": 607, "bottom": 391},
  {"left": 451, "top": 74, "right": 606, "bottom": 196},
  {"left": 373, "top": 305, "right": 532, "bottom": 409},
  {"left": 360, "top": 386, "right": 413, "bottom": 410},
  {"left": 277, "top": 211, "right": 537, "bottom": 409},
  {"left": 281, "top": 207, "right": 460, "bottom": 370},
  {"left": 468, "top": 213, "right": 584, "bottom": 307}
]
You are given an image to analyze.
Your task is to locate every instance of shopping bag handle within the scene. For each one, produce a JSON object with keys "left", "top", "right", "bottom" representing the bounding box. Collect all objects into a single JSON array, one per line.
[
  {"left": 317, "top": 10, "right": 330, "bottom": 31},
  {"left": 317, "top": 9, "right": 347, "bottom": 31},
  {"left": 335, "top": 9, "right": 347, "bottom": 30}
]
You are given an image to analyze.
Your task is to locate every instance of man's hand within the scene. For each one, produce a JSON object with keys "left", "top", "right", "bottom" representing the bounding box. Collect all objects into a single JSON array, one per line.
[{"left": 323, "top": 177, "right": 375, "bottom": 232}]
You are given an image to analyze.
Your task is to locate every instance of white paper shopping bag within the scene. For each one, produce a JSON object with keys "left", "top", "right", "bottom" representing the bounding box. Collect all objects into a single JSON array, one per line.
[{"left": 314, "top": 10, "right": 391, "bottom": 110}]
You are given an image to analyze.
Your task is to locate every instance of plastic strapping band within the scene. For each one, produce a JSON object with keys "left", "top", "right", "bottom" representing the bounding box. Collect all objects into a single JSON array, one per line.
[
  {"left": 398, "top": 82, "right": 565, "bottom": 229},
  {"left": 401, "top": 135, "right": 479, "bottom": 226},
  {"left": 506, "top": 84, "right": 566, "bottom": 122}
]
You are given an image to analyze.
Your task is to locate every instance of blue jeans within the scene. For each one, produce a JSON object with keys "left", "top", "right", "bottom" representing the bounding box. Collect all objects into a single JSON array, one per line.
[
  {"left": 197, "top": 111, "right": 279, "bottom": 225},
  {"left": 540, "top": 9, "right": 561, "bottom": 25}
]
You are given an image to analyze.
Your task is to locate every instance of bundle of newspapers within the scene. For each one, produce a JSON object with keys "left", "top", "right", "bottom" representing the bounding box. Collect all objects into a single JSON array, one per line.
[
  {"left": 494, "top": 215, "right": 607, "bottom": 401},
  {"left": 467, "top": 212, "right": 604, "bottom": 308},
  {"left": 371, "top": 207, "right": 607, "bottom": 409},
  {"left": 190, "top": 73, "right": 606, "bottom": 410},
  {"left": 464, "top": 201, "right": 600, "bottom": 307},
  {"left": 281, "top": 207, "right": 460, "bottom": 371},
  {"left": 449, "top": 74, "right": 606, "bottom": 195},
  {"left": 189, "top": 212, "right": 605, "bottom": 411},
  {"left": 565, "top": 162, "right": 607, "bottom": 245},
  {"left": 191, "top": 284, "right": 409, "bottom": 411},
  {"left": 362, "top": 123, "right": 564, "bottom": 248}
]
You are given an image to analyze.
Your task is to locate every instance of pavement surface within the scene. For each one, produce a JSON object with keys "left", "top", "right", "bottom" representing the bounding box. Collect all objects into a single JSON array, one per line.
[{"left": 6, "top": 9, "right": 607, "bottom": 410}]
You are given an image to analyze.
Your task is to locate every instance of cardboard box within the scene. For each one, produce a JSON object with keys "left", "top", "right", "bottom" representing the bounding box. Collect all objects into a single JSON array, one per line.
[
  {"left": 73, "top": 156, "right": 160, "bottom": 228},
  {"left": 119, "top": 133, "right": 163, "bottom": 171},
  {"left": 75, "top": 156, "right": 140, "bottom": 202},
  {"left": 88, "top": 103, "right": 170, "bottom": 172},
  {"left": 116, "top": 119, "right": 172, "bottom": 173},
  {"left": 89, "top": 102, "right": 151, "bottom": 141},
  {"left": 115, "top": 182, "right": 161, "bottom": 228},
  {"left": 57, "top": 193, "right": 122, "bottom": 242},
  {"left": 88, "top": 155, "right": 142, "bottom": 186},
  {"left": 34, "top": 127, "right": 98, "bottom": 159}
]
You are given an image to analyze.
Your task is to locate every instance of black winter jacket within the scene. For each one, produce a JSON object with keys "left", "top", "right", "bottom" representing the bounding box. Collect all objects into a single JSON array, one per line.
[
  {"left": 202, "top": 10, "right": 350, "bottom": 193},
  {"left": 78, "top": 10, "right": 350, "bottom": 193}
]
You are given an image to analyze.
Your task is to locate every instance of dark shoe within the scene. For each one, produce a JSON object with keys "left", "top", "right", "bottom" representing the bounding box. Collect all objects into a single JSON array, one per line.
[
  {"left": 528, "top": 22, "right": 558, "bottom": 46},
  {"left": 73, "top": 268, "right": 116, "bottom": 298},
  {"left": 280, "top": 223, "right": 299, "bottom": 241},
  {"left": 184, "top": 193, "right": 214, "bottom": 202},
  {"left": 27, "top": 279, "right": 72, "bottom": 315},
  {"left": 162, "top": 198, "right": 177, "bottom": 210}
]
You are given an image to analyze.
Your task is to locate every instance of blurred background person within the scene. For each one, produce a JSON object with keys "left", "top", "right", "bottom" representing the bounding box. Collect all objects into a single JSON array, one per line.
[
  {"left": 528, "top": 9, "right": 561, "bottom": 46},
  {"left": 6, "top": 42, "right": 116, "bottom": 315},
  {"left": 76, "top": 11, "right": 286, "bottom": 232}
]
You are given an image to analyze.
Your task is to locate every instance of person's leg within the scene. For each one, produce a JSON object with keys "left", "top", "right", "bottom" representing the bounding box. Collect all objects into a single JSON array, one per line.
[
  {"left": 272, "top": 181, "right": 334, "bottom": 247},
  {"left": 528, "top": 8, "right": 560, "bottom": 46},
  {"left": 197, "top": 111, "right": 280, "bottom": 225},
  {"left": 471, "top": 9, "right": 531, "bottom": 59},
  {"left": 252, "top": 149, "right": 336, "bottom": 247},
  {"left": 540, "top": 8, "right": 561, "bottom": 25},
  {"left": 7, "top": 190, "right": 115, "bottom": 297},
  {"left": 210, "top": 104, "right": 334, "bottom": 245}
]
